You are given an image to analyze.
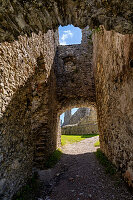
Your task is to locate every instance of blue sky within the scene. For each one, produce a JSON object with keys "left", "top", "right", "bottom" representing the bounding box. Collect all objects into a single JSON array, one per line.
[
  {"left": 59, "top": 25, "right": 82, "bottom": 45},
  {"left": 59, "top": 25, "right": 81, "bottom": 123}
]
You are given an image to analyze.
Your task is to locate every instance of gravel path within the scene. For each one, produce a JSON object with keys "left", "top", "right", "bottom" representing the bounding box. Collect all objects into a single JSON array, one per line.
[{"left": 38, "top": 136, "right": 133, "bottom": 200}]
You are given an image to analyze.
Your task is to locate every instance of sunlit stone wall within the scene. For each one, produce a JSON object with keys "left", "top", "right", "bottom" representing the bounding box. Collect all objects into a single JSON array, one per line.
[{"left": 93, "top": 27, "right": 133, "bottom": 187}]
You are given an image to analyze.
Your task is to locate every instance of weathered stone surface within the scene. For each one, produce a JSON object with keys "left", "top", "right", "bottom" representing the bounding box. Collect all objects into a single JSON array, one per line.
[
  {"left": 0, "top": 0, "right": 132, "bottom": 42},
  {"left": 93, "top": 27, "right": 133, "bottom": 188},
  {"left": 62, "top": 123, "right": 98, "bottom": 135},
  {"left": 0, "top": 30, "right": 58, "bottom": 199},
  {"left": 63, "top": 110, "right": 72, "bottom": 126},
  {"left": 62, "top": 108, "right": 98, "bottom": 135},
  {"left": 0, "top": 178, "right": 6, "bottom": 195},
  {"left": 55, "top": 38, "right": 96, "bottom": 112},
  {"left": 33, "top": 27, "right": 95, "bottom": 168},
  {"left": 64, "top": 108, "right": 90, "bottom": 126},
  {"left": 0, "top": 26, "right": 96, "bottom": 198},
  {"left": 0, "top": 22, "right": 133, "bottom": 199}
]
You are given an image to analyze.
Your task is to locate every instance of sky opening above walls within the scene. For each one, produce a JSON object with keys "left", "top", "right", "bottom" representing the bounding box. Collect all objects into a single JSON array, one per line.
[{"left": 59, "top": 25, "right": 82, "bottom": 45}]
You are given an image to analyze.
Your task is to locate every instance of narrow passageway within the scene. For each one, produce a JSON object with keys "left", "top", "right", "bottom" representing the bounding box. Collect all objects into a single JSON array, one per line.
[{"left": 38, "top": 136, "right": 133, "bottom": 200}]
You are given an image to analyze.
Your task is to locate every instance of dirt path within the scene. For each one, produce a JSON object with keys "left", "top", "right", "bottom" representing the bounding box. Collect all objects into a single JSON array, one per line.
[{"left": 38, "top": 136, "right": 133, "bottom": 200}]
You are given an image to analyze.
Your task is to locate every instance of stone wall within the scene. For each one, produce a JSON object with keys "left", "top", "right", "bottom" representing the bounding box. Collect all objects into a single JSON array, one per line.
[
  {"left": 31, "top": 64, "right": 59, "bottom": 168},
  {"left": 0, "top": 22, "right": 133, "bottom": 199},
  {"left": 0, "top": 0, "right": 132, "bottom": 43},
  {"left": 62, "top": 108, "right": 98, "bottom": 135},
  {"left": 62, "top": 123, "right": 98, "bottom": 135},
  {"left": 79, "top": 108, "right": 97, "bottom": 125},
  {"left": 55, "top": 40, "right": 96, "bottom": 112},
  {"left": 0, "top": 26, "right": 96, "bottom": 199},
  {"left": 63, "top": 110, "right": 72, "bottom": 126},
  {"left": 0, "top": 30, "right": 58, "bottom": 199},
  {"left": 62, "top": 108, "right": 90, "bottom": 126},
  {"left": 93, "top": 27, "right": 133, "bottom": 187},
  {"left": 68, "top": 108, "right": 90, "bottom": 125}
]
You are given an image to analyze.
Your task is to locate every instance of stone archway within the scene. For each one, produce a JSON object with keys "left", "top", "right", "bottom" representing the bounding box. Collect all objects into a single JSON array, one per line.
[
  {"left": 32, "top": 27, "right": 96, "bottom": 168},
  {"left": 0, "top": 1, "right": 133, "bottom": 199}
]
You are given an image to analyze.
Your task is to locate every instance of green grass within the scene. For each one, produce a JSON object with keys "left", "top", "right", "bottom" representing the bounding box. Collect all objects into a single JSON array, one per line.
[
  {"left": 95, "top": 148, "right": 117, "bottom": 175},
  {"left": 94, "top": 140, "right": 100, "bottom": 147},
  {"left": 61, "top": 134, "right": 98, "bottom": 146},
  {"left": 44, "top": 148, "right": 62, "bottom": 168}
]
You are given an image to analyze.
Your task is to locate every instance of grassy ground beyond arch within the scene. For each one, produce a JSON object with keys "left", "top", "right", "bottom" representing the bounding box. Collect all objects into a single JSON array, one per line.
[{"left": 61, "top": 134, "right": 98, "bottom": 146}]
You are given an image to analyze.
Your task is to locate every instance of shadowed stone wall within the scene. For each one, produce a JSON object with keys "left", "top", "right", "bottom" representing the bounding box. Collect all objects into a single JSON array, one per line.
[
  {"left": 0, "top": 30, "right": 58, "bottom": 199},
  {"left": 32, "top": 27, "right": 96, "bottom": 168},
  {"left": 0, "top": 0, "right": 132, "bottom": 43},
  {"left": 0, "top": 20, "right": 133, "bottom": 198},
  {"left": 93, "top": 27, "right": 133, "bottom": 187},
  {"left": 55, "top": 39, "right": 96, "bottom": 112},
  {"left": 0, "top": 26, "right": 96, "bottom": 199}
]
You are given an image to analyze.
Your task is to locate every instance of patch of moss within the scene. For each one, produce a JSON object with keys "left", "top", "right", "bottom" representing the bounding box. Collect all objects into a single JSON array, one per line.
[
  {"left": 44, "top": 148, "right": 62, "bottom": 169},
  {"left": 95, "top": 148, "right": 117, "bottom": 175}
]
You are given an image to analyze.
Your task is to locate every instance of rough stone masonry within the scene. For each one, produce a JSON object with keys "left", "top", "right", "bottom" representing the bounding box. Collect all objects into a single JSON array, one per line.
[
  {"left": 0, "top": 1, "right": 132, "bottom": 199},
  {"left": 93, "top": 27, "right": 133, "bottom": 188},
  {"left": 61, "top": 107, "right": 98, "bottom": 135},
  {"left": 0, "top": 30, "right": 59, "bottom": 199},
  {"left": 0, "top": 0, "right": 133, "bottom": 43}
]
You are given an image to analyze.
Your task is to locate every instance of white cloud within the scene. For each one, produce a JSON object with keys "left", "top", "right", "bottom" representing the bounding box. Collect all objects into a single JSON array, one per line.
[
  {"left": 60, "top": 41, "right": 67, "bottom": 45},
  {"left": 60, "top": 30, "right": 73, "bottom": 45}
]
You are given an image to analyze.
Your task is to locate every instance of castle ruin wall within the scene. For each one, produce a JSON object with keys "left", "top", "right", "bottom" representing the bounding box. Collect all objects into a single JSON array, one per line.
[
  {"left": 93, "top": 27, "right": 133, "bottom": 187},
  {"left": 0, "top": 30, "right": 58, "bottom": 199},
  {"left": 0, "top": 22, "right": 133, "bottom": 199},
  {"left": 55, "top": 42, "right": 96, "bottom": 112}
]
